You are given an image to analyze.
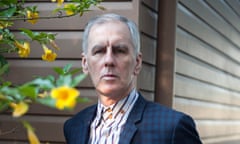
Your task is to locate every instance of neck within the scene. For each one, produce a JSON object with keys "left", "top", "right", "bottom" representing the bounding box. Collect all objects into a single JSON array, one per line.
[{"left": 98, "top": 87, "right": 135, "bottom": 107}]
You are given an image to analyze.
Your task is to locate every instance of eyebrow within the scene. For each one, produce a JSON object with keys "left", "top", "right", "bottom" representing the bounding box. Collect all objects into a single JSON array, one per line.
[{"left": 91, "top": 44, "right": 105, "bottom": 52}]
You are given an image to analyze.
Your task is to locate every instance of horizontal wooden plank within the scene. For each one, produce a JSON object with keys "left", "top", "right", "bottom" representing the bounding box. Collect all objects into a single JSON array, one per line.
[
  {"left": 12, "top": 2, "right": 138, "bottom": 30},
  {"left": 175, "top": 51, "right": 240, "bottom": 92},
  {"left": 179, "top": 0, "right": 240, "bottom": 48},
  {"left": 140, "top": 34, "right": 157, "bottom": 65},
  {"left": 174, "top": 97, "right": 240, "bottom": 120},
  {"left": 177, "top": 4, "right": 240, "bottom": 63},
  {"left": 137, "top": 64, "right": 155, "bottom": 91},
  {"left": 196, "top": 119, "right": 240, "bottom": 138},
  {"left": 204, "top": 0, "right": 240, "bottom": 32},
  {"left": 202, "top": 135, "right": 240, "bottom": 144},
  {"left": 176, "top": 29, "right": 240, "bottom": 78},
  {"left": 225, "top": 0, "right": 240, "bottom": 18},
  {"left": 0, "top": 115, "right": 67, "bottom": 142},
  {"left": 142, "top": 0, "right": 159, "bottom": 12},
  {"left": 175, "top": 75, "right": 240, "bottom": 107},
  {"left": 139, "top": 4, "right": 158, "bottom": 38},
  {"left": 202, "top": 137, "right": 240, "bottom": 144}
]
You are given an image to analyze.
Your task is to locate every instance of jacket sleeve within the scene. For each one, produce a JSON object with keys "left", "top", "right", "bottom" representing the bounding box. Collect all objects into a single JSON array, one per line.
[
  {"left": 172, "top": 114, "right": 202, "bottom": 144},
  {"left": 63, "top": 119, "right": 71, "bottom": 143}
]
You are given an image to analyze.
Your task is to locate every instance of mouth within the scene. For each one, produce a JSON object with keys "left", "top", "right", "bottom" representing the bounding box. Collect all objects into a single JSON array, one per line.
[{"left": 101, "top": 74, "right": 118, "bottom": 80}]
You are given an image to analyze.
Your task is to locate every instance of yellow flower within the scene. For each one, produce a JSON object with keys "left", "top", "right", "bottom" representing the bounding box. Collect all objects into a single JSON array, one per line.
[
  {"left": 15, "top": 41, "right": 30, "bottom": 58},
  {"left": 51, "top": 86, "right": 79, "bottom": 110},
  {"left": 23, "top": 121, "right": 40, "bottom": 144},
  {"left": 52, "top": 0, "right": 64, "bottom": 6},
  {"left": 27, "top": 128, "right": 40, "bottom": 144},
  {"left": 41, "top": 44, "right": 57, "bottom": 62},
  {"left": 0, "top": 21, "right": 13, "bottom": 29},
  {"left": 64, "top": 4, "right": 76, "bottom": 16},
  {"left": 27, "top": 10, "right": 39, "bottom": 24},
  {"left": 10, "top": 102, "right": 29, "bottom": 117}
]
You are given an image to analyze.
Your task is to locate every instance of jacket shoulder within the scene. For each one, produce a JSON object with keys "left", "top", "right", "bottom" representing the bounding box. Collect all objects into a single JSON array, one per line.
[{"left": 64, "top": 104, "right": 96, "bottom": 129}]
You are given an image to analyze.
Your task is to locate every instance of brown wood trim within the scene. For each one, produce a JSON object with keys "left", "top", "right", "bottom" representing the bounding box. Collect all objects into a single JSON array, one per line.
[{"left": 155, "top": 0, "right": 177, "bottom": 107}]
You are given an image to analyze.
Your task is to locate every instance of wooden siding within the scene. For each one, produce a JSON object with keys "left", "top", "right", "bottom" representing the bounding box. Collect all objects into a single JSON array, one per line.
[
  {"left": 174, "top": 0, "right": 240, "bottom": 143},
  {"left": 0, "top": 0, "right": 159, "bottom": 143},
  {"left": 138, "top": 0, "right": 158, "bottom": 101}
]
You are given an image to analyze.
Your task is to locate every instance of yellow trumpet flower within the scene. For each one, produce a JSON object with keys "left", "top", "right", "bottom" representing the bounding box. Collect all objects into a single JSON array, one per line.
[
  {"left": 10, "top": 102, "right": 29, "bottom": 117},
  {"left": 41, "top": 44, "right": 57, "bottom": 62},
  {"left": 64, "top": 4, "right": 76, "bottom": 16},
  {"left": 27, "top": 10, "right": 39, "bottom": 24},
  {"left": 23, "top": 121, "right": 40, "bottom": 144},
  {"left": 52, "top": 0, "right": 64, "bottom": 7},
  {"left": 51, "top": 86, "right": 79, "bottom": 110},
  {"left": 15, "top": 41, "right": 30, "bottom": 58}
]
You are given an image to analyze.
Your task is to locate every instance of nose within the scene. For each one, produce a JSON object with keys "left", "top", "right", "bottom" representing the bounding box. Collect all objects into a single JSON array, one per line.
[{"left": 104, "top": 47, "right": 115, "bottom": 67}]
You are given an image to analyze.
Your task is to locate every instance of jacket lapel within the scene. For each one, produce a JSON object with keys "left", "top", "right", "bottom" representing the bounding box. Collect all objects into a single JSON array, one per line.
[
  {"left": 119, "top": 94, "right": 146, "bottom": 144},
  {"left": 77, "top": 105, "right": 97, "bottom": 144}
]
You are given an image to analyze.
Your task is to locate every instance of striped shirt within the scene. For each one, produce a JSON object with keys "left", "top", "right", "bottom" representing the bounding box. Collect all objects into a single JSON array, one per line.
[{"left": 88, "top": 89, "right": 139, "bottom": 144}]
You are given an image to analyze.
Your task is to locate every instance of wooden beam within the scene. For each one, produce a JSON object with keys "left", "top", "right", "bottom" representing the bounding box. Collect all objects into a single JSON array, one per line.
[{"left": 155, "top": 0, "right": 177, "bottom": 107}]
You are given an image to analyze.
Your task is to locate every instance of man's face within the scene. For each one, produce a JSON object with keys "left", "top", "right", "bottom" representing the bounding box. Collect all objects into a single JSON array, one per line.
[{"left": 82, "top": 21, "right": 142, "bottom": 99}]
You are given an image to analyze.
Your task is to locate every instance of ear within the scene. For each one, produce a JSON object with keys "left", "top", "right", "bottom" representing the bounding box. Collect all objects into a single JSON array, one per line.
[
  {"left": 134, "top": 53, "right": 142, "bottom": 75},
  {"left": 81, "top": 53, "right": 89, "bottom": 74}
]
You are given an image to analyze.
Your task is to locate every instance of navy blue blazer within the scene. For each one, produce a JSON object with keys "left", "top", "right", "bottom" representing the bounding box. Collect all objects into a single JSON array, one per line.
[{"left": 64, "top": 93, "right": 202, "bottom": 144}]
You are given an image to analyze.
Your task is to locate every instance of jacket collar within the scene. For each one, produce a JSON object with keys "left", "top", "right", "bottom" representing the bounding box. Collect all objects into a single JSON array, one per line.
[{"left": 119, "top": 93, "right": 147, "bottom": 144}]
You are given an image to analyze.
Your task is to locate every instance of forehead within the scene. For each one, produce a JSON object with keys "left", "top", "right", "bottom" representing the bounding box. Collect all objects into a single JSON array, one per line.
[{"left": 88, "top": 20, "right": 131, "bottom": 38}]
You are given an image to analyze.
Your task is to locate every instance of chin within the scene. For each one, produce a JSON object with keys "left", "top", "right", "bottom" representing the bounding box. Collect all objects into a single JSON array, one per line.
[{"left": 97, "top": 85, "right": 123, "bottom": 97}]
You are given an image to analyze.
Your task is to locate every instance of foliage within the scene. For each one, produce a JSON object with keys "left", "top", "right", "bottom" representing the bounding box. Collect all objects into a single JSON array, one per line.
[
  {"left": 0, "top": 0, "right": 104, "bottom": 143},
  {"left": 0, "top": 64, "right": 87, "bottom": 115}
]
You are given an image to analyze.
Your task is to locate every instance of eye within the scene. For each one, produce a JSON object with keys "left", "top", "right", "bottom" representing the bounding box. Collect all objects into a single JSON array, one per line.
[
  {"left": 112, "top": 44, "right": 128, "bottom": 54},
  {"left": 94, "top": 49, "right": 104, "bottom": 54},
  {"left": 91, "top": 45, "right": 106, "bottom": 55}
]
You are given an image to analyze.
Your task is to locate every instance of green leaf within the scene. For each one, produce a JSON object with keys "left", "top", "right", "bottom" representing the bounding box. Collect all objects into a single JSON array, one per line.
[
  {"left": 19, "top": 28, "right": 36, "bottom": 39},
  {"left": 0, "top": 6, "right": 16, "bottom": 17},
  {"left": 54, "top": 64, "right": 73, "bottom": 75},
  {"left": 0, "top": 100, "right": 9, "bottom": 112},
  {"left": 76, "top": 97, "right": 90, "bottom": 103},
  {"left": 29, "top": 78, "right": 54, "bottom": 90},
  {"left": 0, "top": 55, "right": 9, "bottom": 76},
  {"left": 56, "top": 75, "right": 72, "bottom": 86},
  {"left": 0, "top": 63, "right": 9, "bottom": 76},
  {"left": 69, "top": 68, "right": 82, "bottom": 75},
  {"left": 0, "top": 81, "right": 11, "bottom": 87},
  {"left": 63, "top": 64, "right": 72, "bottom": 74},
  {"left": 19, "top": 85, "right": 38, "bottom": 99},
  {"left": 53, "top": 67, "right": 64, "bottom": 75},
  {"left": 0, "top": 0, "right": 18, "bottom": 5},
  {"left": 71, "top": 74, "right": 87, "bottom": 87},
  {"left": 36, "top": 97, "right": 56, "bottom": 108}
]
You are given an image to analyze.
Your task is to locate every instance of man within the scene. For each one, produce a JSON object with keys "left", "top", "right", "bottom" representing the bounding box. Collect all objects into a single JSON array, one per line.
[{"left": 64, "top": 13, "right": 202, "bottom": 144}]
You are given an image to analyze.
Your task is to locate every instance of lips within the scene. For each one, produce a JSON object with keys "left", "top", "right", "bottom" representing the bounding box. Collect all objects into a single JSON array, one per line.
[{"left": 101, "top": 74, "right": 118, "bottom": 80}]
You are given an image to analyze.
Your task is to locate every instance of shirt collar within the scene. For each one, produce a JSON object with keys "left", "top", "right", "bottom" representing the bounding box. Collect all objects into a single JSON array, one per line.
[{"left": 95, "top": 89, "right": 137, "bottom": 121}]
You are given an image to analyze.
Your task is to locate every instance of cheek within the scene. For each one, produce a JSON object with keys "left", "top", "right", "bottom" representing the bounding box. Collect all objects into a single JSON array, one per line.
[
  {"left": 87, "top": 63, "right": 102, "bottom": 81},
  {"left": 120, "top": 60, "right": 136, "bottom": 76}
]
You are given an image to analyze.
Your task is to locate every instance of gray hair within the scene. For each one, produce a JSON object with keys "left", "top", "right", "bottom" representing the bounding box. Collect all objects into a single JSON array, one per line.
[{"left": 82, "top": 13, "right": 140, "bottom": 55}]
